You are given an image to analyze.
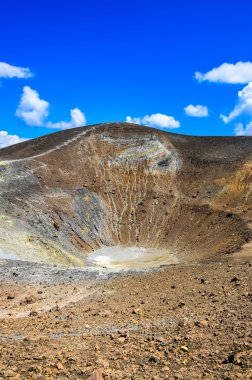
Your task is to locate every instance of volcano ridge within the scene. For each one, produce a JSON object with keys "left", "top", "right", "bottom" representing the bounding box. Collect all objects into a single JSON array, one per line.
[{"left": 0, "top": 122, "right": 251, "bottom": 268}]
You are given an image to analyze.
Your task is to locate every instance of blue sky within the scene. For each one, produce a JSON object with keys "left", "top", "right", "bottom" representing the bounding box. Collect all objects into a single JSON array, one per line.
[{"left": 1, "top": 0, "right": 252, "bottom": 147}]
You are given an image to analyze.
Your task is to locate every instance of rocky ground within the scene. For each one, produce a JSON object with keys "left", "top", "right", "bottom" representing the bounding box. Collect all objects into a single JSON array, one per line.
[{"left": 0, "top": 254, "right": 251, "bottom": 380}]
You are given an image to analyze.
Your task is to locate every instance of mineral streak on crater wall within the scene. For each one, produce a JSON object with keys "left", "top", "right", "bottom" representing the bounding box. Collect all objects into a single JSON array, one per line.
[
  {"left": 0, "top": 122, "right": 251, "bottom": 267},
  {"left": 92, "top": 133, "right": 182, "bottom": 248}
]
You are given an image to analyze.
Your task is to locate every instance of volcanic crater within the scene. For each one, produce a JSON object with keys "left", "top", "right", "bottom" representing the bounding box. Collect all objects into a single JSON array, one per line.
[{"left": 0, "top": 122, "right": 251, "bottom": 270}]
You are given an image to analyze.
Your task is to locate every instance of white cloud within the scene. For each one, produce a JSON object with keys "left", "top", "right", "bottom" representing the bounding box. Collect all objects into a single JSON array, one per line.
[
  {"left": 142, "top": 114, "right": 180, "bottom": 128},
  {"left": 0, "top": 130, "right": 28, "bottom": 149},
  {"left": 16, "top": 86, "right": 49, "bottom": 126},
  {"left": 46, "top": 108, "right": 86, "bottom": 130},
  {"left": 0, "top": 62, "right": 33, "bottom": 79},
  {"left": 126, "top": 113, "right": 180, "bottom": 129},
  {"left": 195, "top": 62, "right": 252, "bottom": 84},
  {"left": 16, "top": 86, "right": 86, "bottom": 130},
  {"left": 126, "top": 116, "right": 141, "bottom": 125},
  {"left": 184, "top": 104, "right": 209, "bottom": 117},
  {"left": 234, "top": 122, "right": 252, "bottom": 136},
  {"left": 220, "top": 82, "right": 252, "bottom": 123}
]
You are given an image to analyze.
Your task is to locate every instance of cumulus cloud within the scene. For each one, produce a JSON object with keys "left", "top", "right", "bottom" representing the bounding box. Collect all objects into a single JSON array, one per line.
[
  {"left": 195, "top": 62, "right": 252, "bottom": 84},
  {"left": 16, "top": 86, "right": 49, "bottom": 126},
  {"left": 126, "top": 113, "right": 180, "bottom": 129},
  {"left": 220, "top": 82, "right": 252, "bottom": 123},
  {"left": 0, "top": 130, "right": 28, "bottom": 149},
  {"left": 126, "top": 116, "right": 141, "bottom": 125},
  {"left": 142, "top": 114, "right": 180, "bottom": 128},
  {"left": 46, "top": 108, "right": 86, "bottom": 130},
  {"left": 184, "top": 104, "right": 209, "bottom": 117},
  {"left": 16, "top": 86, "right": 86, "bottom": 130},
  {"left": 234, "top": 122, "right": 252, "bottom": 136},
  {"left": 0, "top": 62, "right": 33, "bottom": 79}
]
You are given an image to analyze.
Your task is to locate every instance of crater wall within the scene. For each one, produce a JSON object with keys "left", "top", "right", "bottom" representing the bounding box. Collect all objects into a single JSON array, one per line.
[{"left": 0, "top": 123, "right": 251, "bottom": 267}]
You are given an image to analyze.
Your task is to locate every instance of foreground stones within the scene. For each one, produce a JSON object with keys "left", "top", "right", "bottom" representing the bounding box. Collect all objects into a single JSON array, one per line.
[{"left": 0, "top": 255, "right": 251, "bottom": 379}]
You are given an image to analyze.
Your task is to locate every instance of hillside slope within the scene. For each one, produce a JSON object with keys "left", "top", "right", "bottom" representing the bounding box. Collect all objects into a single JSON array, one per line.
[{"left": 0, "top": 122, "right": 251, "bottom": 267}]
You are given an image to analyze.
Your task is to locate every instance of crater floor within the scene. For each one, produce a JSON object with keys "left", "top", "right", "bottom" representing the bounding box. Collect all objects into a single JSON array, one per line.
[{"left": 87, "top": 246, "right": 178, "bottom": 269}]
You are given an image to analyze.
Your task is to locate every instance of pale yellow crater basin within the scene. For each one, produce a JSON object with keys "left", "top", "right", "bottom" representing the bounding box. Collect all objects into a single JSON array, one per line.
[{"left": 87, "top": 246, "right": 178, "bottom": 269}]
